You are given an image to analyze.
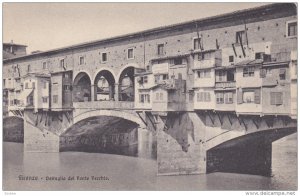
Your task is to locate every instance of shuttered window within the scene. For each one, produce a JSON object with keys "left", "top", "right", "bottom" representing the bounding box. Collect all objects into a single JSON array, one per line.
[
  {"left": 254, "top": 89, "right": 261, "bottom": 104},
  {"left": 270, "top": 92, "right": 283, "bottom": 105}
]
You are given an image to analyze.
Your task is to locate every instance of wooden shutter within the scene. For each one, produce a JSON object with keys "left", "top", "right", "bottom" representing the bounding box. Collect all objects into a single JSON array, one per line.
[
  {"left": 254, "top": 89, "right": 261, "bottom": 104},
  {"left": 237, "top": 89, "right": 243, "bottom": 104},
  {"left": 270, "top": 92, "right": 276, "bottom": 105}
]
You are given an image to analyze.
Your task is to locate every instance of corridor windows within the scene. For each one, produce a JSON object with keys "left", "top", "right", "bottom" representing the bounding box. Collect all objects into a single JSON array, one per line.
[
  {"left": 101, "top": 52, "right": 108, "bottom": 62},
  {"left": 287, "top": 21, "right": 297, "bottom": 38},
  {"left": 193, "top": 38, "right": 201, "bottom": 50},
  {"left": 229, "top": 55, "right": 234, "bottom": 63},
  {"left": 243, "top": 66, "right": 255, "bottom": 77},
  {"left": 155, "top": 92, "right": 164, "bottom": 101},
  {"left": 79, "top": 56, "right": 85, "bottom": 65},
  {"left": 270, "top": 92, "right": 283, "bottom": 105},
  {"left": 42, "top": 62, "right": 47, "bottom": 70},
  {"left": 60, "top": 59, "right": 65, "bottom": 68},
  {"left": 157, "top": 44, "right": 164, "bottom": 55},
  {"left": 127, "top": 48, "right": 134, "bottom": 59},
  {"left": 139, "top": 94, "right": 150, "bottom": 103}
]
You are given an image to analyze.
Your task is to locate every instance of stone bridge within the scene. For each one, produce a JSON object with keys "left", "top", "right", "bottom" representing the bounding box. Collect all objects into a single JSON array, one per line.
[{"left": 5, "top": 103, "right": 296, "bottom": 176}]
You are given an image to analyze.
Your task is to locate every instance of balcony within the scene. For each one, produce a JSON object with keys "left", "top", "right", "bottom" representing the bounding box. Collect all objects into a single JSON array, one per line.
[{"left": 215, "top": 81, "right": 236, "bottom": 89}]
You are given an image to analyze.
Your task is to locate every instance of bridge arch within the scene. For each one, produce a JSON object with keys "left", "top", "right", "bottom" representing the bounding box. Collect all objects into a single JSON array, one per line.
[
  {"left": 117, "top": 64, "right": 139, "bottom": 101},
  {"left": 93, "top": 69, "right": 116, "bottom": 101},
  {"left": 73, "top": 109, "right": 144, "bottom": 126},
  {"left": 73, "top": 72, "right": 92, "bottom": 102}
]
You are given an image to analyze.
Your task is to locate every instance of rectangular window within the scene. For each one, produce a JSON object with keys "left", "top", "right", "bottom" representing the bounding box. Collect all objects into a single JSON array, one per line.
[
  {"left": 270, "top": 92, "right": 283, "bottom": 105},
  {"left": 216, "top": 71, "right": 226, "bottom": 82},
  {"left": 225, "top": 92, "right": 233, "bottom": 104},
  {"left": 27, "top": 64, "right": 31, "bottom": 72},
  {"left": 193, "top": 38, "right": 201, "bottom": 50},
  {"left": 139, "top": 94, "right": 144, "bottom": 103},
  {"left": 216, "top": 92, "right": 224, "bottom": 104},
  {"left": 287, "top": 21, "right": 297, "bottom": 37},
  {"left": 42, "top": 62, "right": 47, "bottom": 69},
  {"left": 229, "top": 55, "right": 234, "bottom": 63},
  {"left": 79, "top": 56, "right": 85, "bottom": 65},
  {"left": 60, "top": 59, "right": 65, "bottom": 68},
  {"left": 63, "top": 85, "right": 70, "bottom": 90},
  {"left": 158, "top": 44, "right": 164, "bottom": 55},
  {"left": 162, "top": 74, "right": 168, "bottom": 80},
  {"left": 197, "top": 70, "right": 211, "bottom": 78},
  {"left": 127, "top": 48, "right": 134, "bottom": 59},
  {"left": 243, "top": 66, "right": 255, "bottom": 77},
  {"left": 279, "top": 69, "right": 286, "bottom": 80},
  {"left": 53, "top": 95, "right": 58, "bottom": 103},
  {"left": 143, "top": 76, "right": 148, "bottom": 83},
  {"left": 42, "top": 97, "right": 48, "bottom": 103},
  {"left": 236, "top": 30, "right": 246, "bottom": 44},
  {"left": 102, "top": 53, "right": 107, "bottom": 62},
  {"left": 43, "top": 82, "right": 47, "bottom": 89},
  {"left": 160, "top": 92, "right": 163, "bottom": 101},
  {"left": 174, "top": 58, "right": 182, "bottom": 65},
  {"left": 243, "top": 91, "right": 255, "bottom": 103},
  {"left": 255, "top": 52, "right": 265, "bottom": 60},
  {"left": 63, "top": 73, "right": 69, "bottom": 78}
]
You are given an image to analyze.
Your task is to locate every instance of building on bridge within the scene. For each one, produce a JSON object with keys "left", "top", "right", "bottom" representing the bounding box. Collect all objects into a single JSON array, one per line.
[{"left": 2, "top": 3, "right": 298, "bottom": 176}]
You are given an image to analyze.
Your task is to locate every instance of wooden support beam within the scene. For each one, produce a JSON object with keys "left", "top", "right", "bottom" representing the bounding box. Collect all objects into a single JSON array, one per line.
[
  {"left": 207, "top": 111, "right": 214, "bottom": 125},
  {"left": 64, "top": 112, "right": 71, "bottom": 124},
  {"left": 227, "top": 113, "right": 233, "bottom": 126},
  {"left": 265, "top": 117, "right": 274, "bottom": 128},
  {"left": 232, "top": 44, "right": 237, "bottom": 57},
  {"left": 136, "top": 111, "right": 147, "bottom": 126},
  {"left": 145, "top": 112, "right": 156, "bottom": 131},
  {"left": 40, "top": 112, "right": 43, "bottom": 123},
  {"left": 252, "top": 117, "right": 259, "bottom": 129},
  {"left": 35, "top": 113, "right": 39, "bottom": 126},
  {"left": 57, "top": 113, "right": 63, "bottom": 122},
  {"left": 238, "top": 116, "right": 247, "bottom": 131},
  {"left": 44, "top": 112, "right": 48, "bottom": 126},
  {"left": 217, "top": 112, "right": 223, "bottom": 126}
]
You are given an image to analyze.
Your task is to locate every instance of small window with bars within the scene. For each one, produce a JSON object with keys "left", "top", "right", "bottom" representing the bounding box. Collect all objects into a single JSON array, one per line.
[{"left": 287, "top": 21, "right": 297, "bottom": 37}]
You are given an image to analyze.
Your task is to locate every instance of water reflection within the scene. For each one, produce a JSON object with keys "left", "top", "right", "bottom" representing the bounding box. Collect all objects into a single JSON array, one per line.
[{"left": 2, "top": 133, "right": 297, "bottom": 191}]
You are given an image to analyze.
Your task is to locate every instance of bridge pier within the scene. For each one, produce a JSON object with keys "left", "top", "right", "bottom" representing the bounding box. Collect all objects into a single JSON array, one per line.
[{"left": 156, "top": 112, "right": 206, "bottom": 175}]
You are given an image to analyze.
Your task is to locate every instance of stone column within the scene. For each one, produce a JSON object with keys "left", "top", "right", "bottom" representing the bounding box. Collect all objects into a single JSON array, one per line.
[
  {"left": 114, "top": 83, "right": 119, "bottom": 101},
  {"left": 90, "top": 85, "right": 95, "bottom": 101}
]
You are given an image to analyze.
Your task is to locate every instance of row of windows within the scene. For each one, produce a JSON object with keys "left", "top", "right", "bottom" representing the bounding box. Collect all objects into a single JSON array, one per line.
[
  {"left": 196, "top": 91, "right": 282, "bottom": 105},
  {"left": 197, "top": 67, "right": 286, "bottom": 80},
  {"left": 139, "top": 94, "right": 150, "bottom": 103}
]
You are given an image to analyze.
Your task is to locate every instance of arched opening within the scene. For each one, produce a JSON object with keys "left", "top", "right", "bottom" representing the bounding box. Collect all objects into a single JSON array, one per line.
[
  {"left": 94, "top": 70, "right": 115, "bottom": 101},
  {"left": 73, "top": 72, "right": 92, "bottom": 102},
  {"left": 118, "top": 67, "right": 135, "bottom": 101}
]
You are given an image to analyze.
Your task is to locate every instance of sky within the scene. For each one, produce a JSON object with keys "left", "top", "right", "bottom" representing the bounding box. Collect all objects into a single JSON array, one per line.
[{"left": 3, "top": 2, "right": 269, "bottom": 54}]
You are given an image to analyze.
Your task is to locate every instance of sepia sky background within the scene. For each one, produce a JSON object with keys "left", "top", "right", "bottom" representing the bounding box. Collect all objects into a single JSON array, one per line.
[{"left": 3, "top": 2, "right": 269, "bottom": 54}]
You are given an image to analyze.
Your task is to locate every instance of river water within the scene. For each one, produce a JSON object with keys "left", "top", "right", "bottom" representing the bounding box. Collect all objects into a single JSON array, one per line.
[{"left": 2, "top": 132, "right": 297, "bottom": 191}]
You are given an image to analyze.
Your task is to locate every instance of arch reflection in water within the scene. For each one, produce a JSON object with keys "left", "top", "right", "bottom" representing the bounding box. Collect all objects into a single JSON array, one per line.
[{"left": 60, "top": 116, "right": 157, "bottom": 159}]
